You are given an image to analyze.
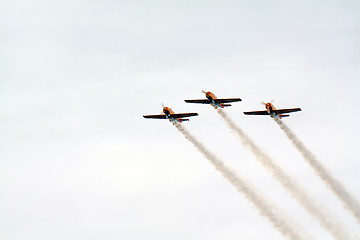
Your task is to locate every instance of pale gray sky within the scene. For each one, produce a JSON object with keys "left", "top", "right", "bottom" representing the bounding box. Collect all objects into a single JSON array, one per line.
[{"left": 1, "top": 1, "right": 360, "bottom": 239}]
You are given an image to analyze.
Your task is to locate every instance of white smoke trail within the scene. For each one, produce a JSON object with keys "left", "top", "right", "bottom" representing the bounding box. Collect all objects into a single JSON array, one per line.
[
  {"left": 217, "top": 109, "right": 355, "bottom": 240},
  {"left": 173, "top": 122, "right": 311, "bottom": 240},
  {"left": 274, "top": 117, "right": 360, "bottom": 224}
]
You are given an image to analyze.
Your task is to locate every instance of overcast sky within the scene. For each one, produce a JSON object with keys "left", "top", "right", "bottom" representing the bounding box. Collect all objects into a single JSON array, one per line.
[{"left": 1, "top": 1, "right": 360, "bottom": 239}]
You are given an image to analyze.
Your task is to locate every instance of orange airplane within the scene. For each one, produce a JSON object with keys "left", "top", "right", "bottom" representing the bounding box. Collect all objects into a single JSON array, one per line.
[
  {"left": 185, "top": 90, "right": 242, "bottom": 108},
  {"left": 244, "top": 102, "right": 301, "bottom": 119},
  {"left": 143, "top": 107, "right": 198, "bottom": 123}
]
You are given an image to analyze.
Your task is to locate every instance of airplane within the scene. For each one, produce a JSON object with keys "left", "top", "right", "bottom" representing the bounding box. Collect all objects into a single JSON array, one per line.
[
  {"left": 143, "top": 106, "right": 198, "bottom": 123},
  {"left": 243, "top": 102, "right": 301, "bottom": 119},
  {"left": 185, "top": 90, "right": 242, "bottom": 108}
]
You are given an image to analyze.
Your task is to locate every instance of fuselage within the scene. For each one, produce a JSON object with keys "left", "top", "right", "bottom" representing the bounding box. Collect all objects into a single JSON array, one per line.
[
  {"left": 265, "top": 103, "right": 288, "bottom": 119},
  {"left": 163, "top": 107, "right": 184, "bottom": 122},
  {"left": 163, "top": 107, "right": 174, "bottom": 116},
  {"left": 205, "top": 91, "right": 225, "bottom": 108},
  {"left": 265, "top": 103, "right": 275, "bottom": 115}
]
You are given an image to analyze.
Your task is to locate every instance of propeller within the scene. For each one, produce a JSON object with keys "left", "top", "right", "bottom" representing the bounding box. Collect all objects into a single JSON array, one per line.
[
  {"left": 201, "top": 90, "right": 207, "bottom": 94},
  {"left": 160, "top": 103, "right": 166, "bottom": 113},
  {"left": 160, "top": 102, "right": 173, "bottom": 112},
  {"left": 261, "top": 99, "right": 274, "bottom": 105}
]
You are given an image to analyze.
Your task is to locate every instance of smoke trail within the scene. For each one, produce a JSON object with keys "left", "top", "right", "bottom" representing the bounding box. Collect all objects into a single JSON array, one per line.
[
  {"left": 217, "top": 109, "right": 355, "bottom": 240},
  {"left": 274, "top": 117, "right": 360, "bottom": 223},
  {"left": 173, "top": 122, "right": 311, "bottom": 240}
]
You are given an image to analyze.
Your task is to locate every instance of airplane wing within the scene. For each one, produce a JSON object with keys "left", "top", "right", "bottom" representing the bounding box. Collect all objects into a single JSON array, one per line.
[
  {"left": 243, "top": 110, "right": 270, "bottom": 115},
  {"left": 184, "top": 99, "right": 210, "bottom": 104},
  {"left": 214, "top": 98, "right": 242, "bottom": 103},
  {"left": 143, "top": 114, "right": 167, "bottom": 119},
  {"left": 170, "top": 113, "right": 198, "bottom": 118},
  {"left": 274, "top": 108, "right": 302, "bottom": 114}
]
